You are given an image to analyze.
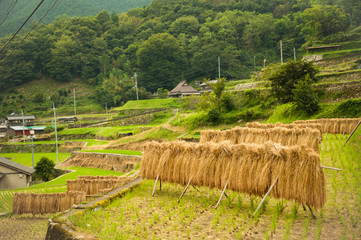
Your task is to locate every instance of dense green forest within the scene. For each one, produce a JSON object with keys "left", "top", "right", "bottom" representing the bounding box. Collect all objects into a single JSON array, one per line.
[
  {"left": 0, "top": 0, "right": 361, "bottom": 107},
  {"left": 0, "top": 0, "right": 152, "bottom": 37}
]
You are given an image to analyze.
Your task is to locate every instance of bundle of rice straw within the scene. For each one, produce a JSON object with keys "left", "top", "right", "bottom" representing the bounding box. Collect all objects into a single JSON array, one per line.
[
  {"left": 140, "top": 141, "right": 326, "bottom": 209},
  {"left": 293, "top": 118, "right": 361, "bottom": 134},
  {"left": 246, "top": 121, "right": 322, "bottom": 133},
  {"left": 200, "top": 126, "right": 321, "bottom": 153},
  {"left": 12, "top": 191, "right": 86, "bottom": 214}
]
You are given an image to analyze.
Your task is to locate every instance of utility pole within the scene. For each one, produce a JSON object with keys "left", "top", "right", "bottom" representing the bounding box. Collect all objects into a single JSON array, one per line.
[
  {"left": 105, "top": 102, "right": 108, "bottom": 120},
  {"left": 21, "top": 109, "right": 25, "bottom": 145},
  {"left": 29, "top": 136, "right": 35, "bottom": 168},
  {"left": 53, "top": 103, "right": 59, "bottom": 165},
  {"left": 293, "top": 47, "right": 296, "bottom": 60},
  {"left": 280, "top": 40, "right": 283, "bottom": 64},
  {"left": 73, "top": 88, "right": 76, "bottom": 117},
  {"left": 218, "top": 56, "right": 221, "bottom": 79},
  {"left": 134, "top": 72, "right": 139, "bottom": 101},
  {"left": 253, "top": 55, "right": 256, "bottom": 70}
]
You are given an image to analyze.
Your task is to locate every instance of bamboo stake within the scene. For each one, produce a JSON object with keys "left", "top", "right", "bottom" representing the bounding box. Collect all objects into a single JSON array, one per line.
[
  {"left": 253, "top": 177, "right": 279, "bottom": 217},
  {"left": 344, "top": 120, "right": 361, "bottom": 146},
  {"left": 222, "top": 146, "right": 231, "bottom": 159},
  {"left": 307, "top": 204, "right": 317, "bottom": 219},
  {"left": 192, "top": 185, "right": 200, "bottom": 192},
  {"left": 215, "top": 181, "right": 228, "bottom": 209},
  {"left": 321, "top": 166, "right": 342, "bottom": 171},
  {"left": 152, "top": 175, "right": 159, "bottom": 197},
  {"left": 178, "top": 177, "right": 193, "bottom": 203}
]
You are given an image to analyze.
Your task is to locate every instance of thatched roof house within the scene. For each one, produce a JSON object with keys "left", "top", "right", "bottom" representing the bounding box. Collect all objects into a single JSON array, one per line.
[{"left": 169, "top": 80, "right": 200, "bottom": 98}]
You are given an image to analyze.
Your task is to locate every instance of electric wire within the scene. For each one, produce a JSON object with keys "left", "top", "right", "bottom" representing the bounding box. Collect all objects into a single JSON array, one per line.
[
  {"left": 0, "top": 0, "right": 46, "bottom": 56},
  {"left": 1, "top": 0, "right": 60, "bottom": 64},
  {"left": 0, "top": 0, "right": 18, "bottom": 26}
]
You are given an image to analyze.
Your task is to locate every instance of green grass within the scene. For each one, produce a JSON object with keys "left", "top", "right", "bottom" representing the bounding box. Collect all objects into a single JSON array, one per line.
[
  {"left": 56, "top": 126, "right": 136, "bottom": 137},
  {"left": 113, "top": 99, "right": 181, "bottom": 111},
  {"left": 4, "top": 139, "right": 108, "bottom": 147},
  {"left": 0, "top": 153, "right": 71, "bottom": 167},
  {"left": 79, "top": 149, "right": 142, "bottom": 156}
]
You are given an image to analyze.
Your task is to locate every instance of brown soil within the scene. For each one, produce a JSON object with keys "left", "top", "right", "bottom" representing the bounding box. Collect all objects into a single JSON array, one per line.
[{"left": 0, "top": 215, "right": 50, "bottom": 240}]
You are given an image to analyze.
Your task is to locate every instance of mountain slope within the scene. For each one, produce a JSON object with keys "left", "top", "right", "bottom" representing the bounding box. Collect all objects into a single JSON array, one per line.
[{"left": 0, "top": 0, "right": 151, "bottom": 37}]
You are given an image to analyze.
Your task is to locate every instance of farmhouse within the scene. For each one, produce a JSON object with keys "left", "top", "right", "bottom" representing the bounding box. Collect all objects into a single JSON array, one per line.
[
  {"left": 169, "top": 80, "right": 200, "bottom": 98},
  {"left": 7, "top": 126, "right": 30, "bottom": 137},
  {"left": 0, "top": 156, "right": 35, "bottom": 190},
  {"left": 199, "top": 79, "right": 218, "bottom": 94},
  {"left": 6, "top": 113, "right": 35, "bottom": 126}
]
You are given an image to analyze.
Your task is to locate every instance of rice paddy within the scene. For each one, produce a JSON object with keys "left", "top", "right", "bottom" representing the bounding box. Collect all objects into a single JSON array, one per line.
[{"left": 68, "top": 132, "right": 361, "bottom": 239}]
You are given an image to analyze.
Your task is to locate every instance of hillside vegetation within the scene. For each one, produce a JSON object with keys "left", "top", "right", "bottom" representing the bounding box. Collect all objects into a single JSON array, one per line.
[
  {"left": 0, "top": 0, "right": 152, "bottom": 37},
  {"left": 1, "top": 0, "right": 361, "bottom": 96}
]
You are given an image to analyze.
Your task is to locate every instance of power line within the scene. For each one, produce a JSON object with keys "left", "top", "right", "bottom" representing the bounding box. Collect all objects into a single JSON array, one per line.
[
  {"left": 0, "top": 0, "right": 18, "bottom": 26},
  {"left": 0, "top": 0, "right": 46, "bottom": 56},
  {"left": 1, "top": 0, "right": 60, "bottom": 64}
]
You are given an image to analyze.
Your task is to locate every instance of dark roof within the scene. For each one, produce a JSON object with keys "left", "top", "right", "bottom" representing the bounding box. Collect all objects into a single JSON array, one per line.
[
  {"left": 0, "top": 156, "right": 35, "bottom": 175},
  {"left": 169, "top": 80, "right": 200, "bottom": 95},
  {"left": 6, "top": 114, "right": 35, "bottom": 121}
]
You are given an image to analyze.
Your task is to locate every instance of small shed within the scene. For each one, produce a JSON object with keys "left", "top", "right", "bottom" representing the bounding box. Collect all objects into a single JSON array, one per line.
[
  {"left": 169, "top": 80, "right": 200, "bottom": 98},
  {"left": 58, "top": 116, "right": 77, "bottom": 123},
  {"left": 0, "top": 157, "right": 35, "bottom": 189},
  {"left": 28, "top": 126, "right": 46, "bottom": 135},
  {"left": 7, "top": 126, "right": 30, "bottom": 137},
  {"left": 199, "top": 79, "right": 219, "bottom": 94},
  {"left": 0, "top": 125, "right": 6, "bottom": 138}
]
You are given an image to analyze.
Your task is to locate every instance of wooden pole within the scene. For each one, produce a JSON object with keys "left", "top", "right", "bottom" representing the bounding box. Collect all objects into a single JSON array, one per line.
[
  {"left": 215, "top": 181, "right": 228, "bottom": 209},
  {"left": 178, "top": 177, "right": 192, "bottom": 203},
  {"left": 159, "top": 179, "right": 162, "bottom": 191},
  {"left": 222, "top": 146, "right": 231, "bottom": 159},
  {"left": 307, "top": 204, "right": 317, "bottom": 219},
  {"left": 152, "top": 175, "right": 159, "bottom": 197},
  {"left": 344, "top": 120, "right": 361, "bottom": 146},
  {"left": 321, "top": 165, "right": 342, "bottom": 171},
  {"left": 253, "top": 177, "right": 279, "bottom": 217}
]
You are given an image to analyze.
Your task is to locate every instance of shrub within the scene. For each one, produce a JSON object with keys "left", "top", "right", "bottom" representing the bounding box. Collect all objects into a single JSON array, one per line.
[
  {"left": 34, "top": 157, "right": 56, "bottom": 181},
  {"left": 292, "top": 75, "right": 320, "bottom": 114}
]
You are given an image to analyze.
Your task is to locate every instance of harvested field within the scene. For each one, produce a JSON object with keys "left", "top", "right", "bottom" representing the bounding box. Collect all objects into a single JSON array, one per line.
[
  {"left": 140, "top": 141, "right": 325, "bottom": 209},
  {"left": 59, "top": 151, "right": 141, "bottom": 172},
  {"left": 0, "top": 215, "right": 49, "bottom": 240},
  {"left": 60, "top": 141, "right": 87, "bottom": 152},
  {"left": 200, "top": 126, "right": 321, "bottom": 153},
  {"left": 293, "top": 118, "right": 361, "bottom": 134},
  {"left": 69, "top": 133, "right": 361, "bottom": 239}
]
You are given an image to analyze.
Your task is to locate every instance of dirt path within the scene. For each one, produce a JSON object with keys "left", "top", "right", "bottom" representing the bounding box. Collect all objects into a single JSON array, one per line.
[{"left": 0, "top": 215, "right": 50, "bottom": 240}]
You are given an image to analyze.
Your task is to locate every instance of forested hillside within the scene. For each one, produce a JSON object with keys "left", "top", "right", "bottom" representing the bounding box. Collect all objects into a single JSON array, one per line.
[
  {"left": 0, "top": 0, "right": 361, "bottom": 108},
  {"left": 0, "top": 0, "right": 152, "bottom": 37}
]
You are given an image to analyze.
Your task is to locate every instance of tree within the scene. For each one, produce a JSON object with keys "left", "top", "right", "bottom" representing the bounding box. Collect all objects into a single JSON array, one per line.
[
  {"left": 292, "top": 75, "right": 320, "bottom": 114},
  {"left": 206, "top": 77, "right": 226, "bottom": 116},
  {"left": 301, "top": 5, "right": 349, "bottom": 41},
  {"left": 34, "top": 157, "right": 56, "bottom": 181},
  {"left": 265, "top": 60, "right": 319, "bottom": 103},
  {"left": 136, "top": 33, "right": 186, "bottom": 92}
]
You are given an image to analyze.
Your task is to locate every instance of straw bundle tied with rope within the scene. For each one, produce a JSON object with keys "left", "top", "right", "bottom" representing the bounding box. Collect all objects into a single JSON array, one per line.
[
  {"left": 293, "top": 118, "right": 361, "bottom": 134},
  {"left": 12, "top": 191, "right": 86, "bottom": 215},
  {"left": 140, "top": 141, "right": 326, "bottom": 209},
  {"left": 66, "top": 178, "right": 127, "bottom": 195},
  {"left": 200, "top": 126, "right": 321, "bottom": 153}
]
